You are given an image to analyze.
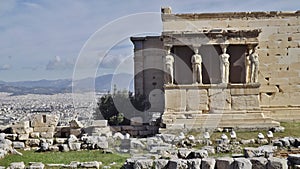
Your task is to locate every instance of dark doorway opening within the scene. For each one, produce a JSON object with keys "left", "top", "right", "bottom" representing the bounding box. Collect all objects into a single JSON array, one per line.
[
  {"left": 199, "top": 45, "right": 222, "bottom": 84},
  {"left": 172, "top": 46, "right": 193, "bottom": 84},
  {"left": 227, "top": 45, "right": 247, "bottom": 83}
]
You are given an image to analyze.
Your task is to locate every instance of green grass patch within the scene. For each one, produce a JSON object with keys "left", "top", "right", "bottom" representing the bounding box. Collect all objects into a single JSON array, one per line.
[
  {"left": 190, "top": 122, "right": 300, "bottom": 141},
  {"left": 276, "top": 122, "right": 300, "bottom": 138},
  {"left": 189, "top": 122, "right": 300, "bottom": 148},
  {"left": 0, "top": 150, "right": 129, "bottom": 169}
]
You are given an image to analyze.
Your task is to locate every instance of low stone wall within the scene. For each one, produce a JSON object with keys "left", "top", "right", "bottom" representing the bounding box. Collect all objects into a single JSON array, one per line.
[
  {"left": 10, "top": 114, "right": 59, "bottom": 140},
  {"left": 110, "top": 125, "right": 159, "bottom": 137},
  {"left": 0, "top": 115, "right": 115, "bottom": 161}
]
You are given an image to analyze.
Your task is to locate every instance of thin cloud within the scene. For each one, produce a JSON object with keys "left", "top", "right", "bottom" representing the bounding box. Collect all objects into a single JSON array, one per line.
[
  {"left": 22, "top": 2, "right": 42, "bottom": 9},
  {"left": 22, "top": 66, "right": 38, "bottom": 71},
  {"left": 46, "top": 56, "right": 74, "bottom": 71},
  {"left": 0, "top": 64, "right": 11, "bottom": 71}
]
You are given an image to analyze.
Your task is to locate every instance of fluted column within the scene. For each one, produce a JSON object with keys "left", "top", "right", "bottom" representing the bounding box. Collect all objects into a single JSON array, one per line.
[
  {"left": 191, "top": 46, "right": 202, "bottom": 84},
  {"left": 220, "top": 44, "right": 230, "bottom": 83},
  {"left": 164, "top": 45, "right": 174, "bottom": 84}
]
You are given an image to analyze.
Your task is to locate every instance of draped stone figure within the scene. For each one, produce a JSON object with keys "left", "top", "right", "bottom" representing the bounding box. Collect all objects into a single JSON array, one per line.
[
  {"left": 245, "top": 48, "right": 252, "bottom": 83},
  {"left": 220, "top": 45, "right": 230, "bottom": 83},
  {"left": 165, "top": 47, "right": 174, "bottom": 84},
  {"left": 250, "top": 48, "right": 259, "bottom": 83},
  {"left": 191, "top": 47, "right": 202, "bottom": 84}
]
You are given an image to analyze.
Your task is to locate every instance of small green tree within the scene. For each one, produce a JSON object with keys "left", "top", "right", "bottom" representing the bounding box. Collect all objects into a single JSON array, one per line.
[
  {"left": 94, "top": 87, "right": 149, "bottom": 125},
  {"left": 109, "top": 113, "right": 124, "bottom": 125}
]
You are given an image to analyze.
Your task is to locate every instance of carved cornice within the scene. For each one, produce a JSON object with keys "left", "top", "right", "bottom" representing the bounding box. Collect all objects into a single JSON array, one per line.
[
  {"left": 162, "top": 11, "right": 300, "bottom": 21},
  {"left": 162, "top": 29, "right": 261, "bottom": 46},
  {"left": 164, "top": 83, "right": 261, "bottom": 89}
]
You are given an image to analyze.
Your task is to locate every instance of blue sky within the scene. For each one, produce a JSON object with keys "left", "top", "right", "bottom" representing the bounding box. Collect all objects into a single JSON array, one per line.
[{"left": 0, "top": 0, "right": 299, "bottom": 82}]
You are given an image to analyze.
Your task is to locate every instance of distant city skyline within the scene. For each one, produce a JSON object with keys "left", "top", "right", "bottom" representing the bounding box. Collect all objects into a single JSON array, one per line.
[{"left": 0, "top": 0, "right": 299, "bottom": 82}]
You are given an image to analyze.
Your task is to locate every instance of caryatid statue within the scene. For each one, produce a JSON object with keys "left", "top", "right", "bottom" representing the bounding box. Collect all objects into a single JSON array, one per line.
[
  {"left": 220, "top": 44, "right": 230, "bottom": 83},
  {"left": 245, "top": 46, "right": 252, "bottom": 83},
  {"left": 250, "top": 47, "right": 259, "bottom": 83},
  {"left": 191, "top": 46, "right": 202, "bottom": 84},
  {"left": 165, "top": 46, "right": 174, "bottom": 84}
]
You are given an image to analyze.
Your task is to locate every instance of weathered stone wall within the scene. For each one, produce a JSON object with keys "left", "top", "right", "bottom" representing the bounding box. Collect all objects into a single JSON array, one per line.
[
  {"left": 110, "top": 125, "right": 159, "bottom": 137},
  {"left": 164, "top": 85, "right": 260, "bottom": 112},
  {"left": 162, "top": 11, "right": 300, "bottom": 122},
  {"left": 161, "top": 84, "right": 279, "bottom": 131},
  {"left": 131, "top": 36, "right": 165, "bottom": 112}
]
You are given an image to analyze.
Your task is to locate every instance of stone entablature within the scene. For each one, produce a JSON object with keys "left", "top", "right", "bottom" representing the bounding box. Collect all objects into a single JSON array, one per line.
[
  {"left": 162, "top": 29, "right": 261, "bottom": 46},
  {"left": 162, "top": 10, "right": 300, "bottom": 21}
]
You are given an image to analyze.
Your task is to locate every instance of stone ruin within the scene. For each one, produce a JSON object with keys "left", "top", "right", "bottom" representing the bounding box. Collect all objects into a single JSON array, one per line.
[
  {"left": 1, "top": 7, "right": 300, "bottom": 169},
  {"left": 120, "top": 7, "right": 300, "bottom": 168},
  {"left": 0, "top": 114, "right": 116, "bottom": 168},
  {"left": 0, "top": 114, "right": 299, "bottom": 169},
  {"left": 0, "top": 112, "right": 296, "bottom": 169},
  {"left": 122, "top": 132, "right": 300, "bottom": 169},
  {"left": 131, "top": 7, "right": 300, "bottom": 133},
  {"left": 0, "top": 112, "right": 159, "bottom": 168},
  {"left": 0, "top": 114, "right": 112, "bottom": 152}
]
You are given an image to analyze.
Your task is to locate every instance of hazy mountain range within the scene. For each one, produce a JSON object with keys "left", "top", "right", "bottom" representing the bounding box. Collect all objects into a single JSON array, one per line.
[{"left": 0, "top": 73, "right": 134, "bottom": 95}]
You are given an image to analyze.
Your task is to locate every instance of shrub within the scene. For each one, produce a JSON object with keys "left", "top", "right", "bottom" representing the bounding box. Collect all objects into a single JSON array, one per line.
[
  {"left": 94, "top": 88, "right": 149, "bottom": 125},
  {"left": 109, "top": 113, "right": 124, "bottom": 125}
]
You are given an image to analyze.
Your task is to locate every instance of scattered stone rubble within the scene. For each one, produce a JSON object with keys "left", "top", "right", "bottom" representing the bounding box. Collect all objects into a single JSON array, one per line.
[
  {"left": 123, "top": 152, "right": 296, "bottom": 169},
  {"left": 0, "top": 114, "right": 112, "bottom": 157},
  {"left": 0, "top": 113, "right": 300, "bottom": 169},
  {"left": 0, "top": 114, "right": 115, "bottom": 168},
  {"left": 6, "top": 161, "right": 103, "bottom": 169},
  {"left": 121, "top": 132, "right": 300, "bottom": 169}
]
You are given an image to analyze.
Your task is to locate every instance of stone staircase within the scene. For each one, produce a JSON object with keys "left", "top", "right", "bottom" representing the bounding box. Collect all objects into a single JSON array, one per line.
[
  {"left": 160, "top": 110, "right": 280, "bottom": 133},
  {"left": 262, "top": 107, "right": 300, "bottom": 122}
]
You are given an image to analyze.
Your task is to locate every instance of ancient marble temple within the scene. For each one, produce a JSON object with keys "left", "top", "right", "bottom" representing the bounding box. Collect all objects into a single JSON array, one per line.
[{"left": 131, "top": 7, "right": 300, "bottom": 132}]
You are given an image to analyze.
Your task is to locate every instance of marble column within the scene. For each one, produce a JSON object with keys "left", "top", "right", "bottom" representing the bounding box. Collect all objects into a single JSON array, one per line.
[
  {"left": 164, "top": 46, "right": 174, "bottom": 84},
  {"left": 250, "top": 46, "right": 259, "bottom": 83},
  {"left": 245, "top": 45, "right": 252, "bottom": 83},
  {"left": 220, "top": 44, "right": 230, "bottom": 83},
  {"left": 191, "top": 46, "right": 202, "bottom": 84}
]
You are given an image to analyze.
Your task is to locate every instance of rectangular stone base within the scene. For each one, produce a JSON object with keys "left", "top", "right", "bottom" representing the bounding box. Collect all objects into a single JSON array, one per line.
[
  {"left": 160, "top": 110, "right": 280, "bottom": 133},
  {"left": 164, "top": 84, "right": 261, "bottom": 112},
  {"left": 262, "top": 107, "right": 300, "bottom": 122},
  {"left": 161, "top": 84, "right": 276, "bottom": 132}
]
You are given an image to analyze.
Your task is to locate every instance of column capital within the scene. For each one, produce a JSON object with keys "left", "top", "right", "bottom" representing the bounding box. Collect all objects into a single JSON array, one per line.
[
  {"left": 247, "top": 44, "right": 258, "bottom": 52},
  {"left": 192, "top": 44, "right": 201, "bottom": 48},
  {"left": 164, "top": 44, "right": 172, "bottom": 49},
  {"left": 220, "top": 43, "right": 229, "bottom": 54},
  {"left": 192, "top": 45, "right": 201, "bottom": 54},
  {"left": 164, "top": 45, "right": 172, "bottom": 55}
]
